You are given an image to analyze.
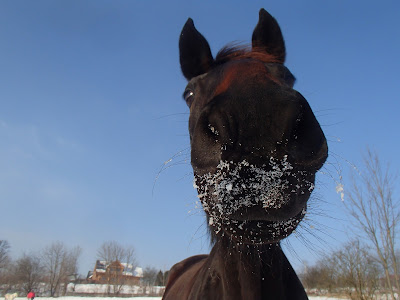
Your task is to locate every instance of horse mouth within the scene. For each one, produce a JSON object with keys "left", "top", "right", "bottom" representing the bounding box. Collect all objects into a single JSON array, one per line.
[
  {"left": 215, "top": 208, "right": 306, "bottom": 244},
  {"left": 194, "top": 157, "right": 314, "bottom": 244}
]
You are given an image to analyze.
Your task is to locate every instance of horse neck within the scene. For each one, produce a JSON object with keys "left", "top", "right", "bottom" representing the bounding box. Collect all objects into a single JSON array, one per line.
[{"left": 193, "top": 241, "right": 308, "bottom": 300}]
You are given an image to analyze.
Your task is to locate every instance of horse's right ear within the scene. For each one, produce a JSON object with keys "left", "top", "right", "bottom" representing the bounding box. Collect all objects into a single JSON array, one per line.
[{"left": 179, "top": 18, "right": 214, "bottom": 80}]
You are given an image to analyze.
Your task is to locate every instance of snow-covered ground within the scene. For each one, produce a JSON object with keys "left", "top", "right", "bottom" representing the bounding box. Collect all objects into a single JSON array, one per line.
[
  {"left": 6, "top": 297, "right": 345, "bottom": 300},
  {"left": 309, "top": 297, "right": 345, "bottom": 300},
  {"left": 66, "top": 283, "right": 164, "bottom": 295}
]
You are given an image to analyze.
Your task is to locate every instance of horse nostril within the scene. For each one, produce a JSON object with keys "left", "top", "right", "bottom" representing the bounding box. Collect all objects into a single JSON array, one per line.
[
  {"left": 206, "top": 107, "right": 237, "bottom": 145},
  {"left": 190, "top": 114, "right": 227, "bottom": 171},
  {"left": 207, "top": 123, "right": 220, "bottom": 138}
]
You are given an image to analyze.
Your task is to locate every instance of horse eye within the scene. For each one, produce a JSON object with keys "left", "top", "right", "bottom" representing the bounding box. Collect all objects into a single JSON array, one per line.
[{"left": 183, "top": 89, "right": 195, "bottom": 107}]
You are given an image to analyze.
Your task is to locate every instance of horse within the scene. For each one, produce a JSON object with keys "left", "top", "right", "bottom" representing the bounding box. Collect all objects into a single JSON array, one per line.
[{"left": 162, "top": 8, "right": 328, "bottom": 300}]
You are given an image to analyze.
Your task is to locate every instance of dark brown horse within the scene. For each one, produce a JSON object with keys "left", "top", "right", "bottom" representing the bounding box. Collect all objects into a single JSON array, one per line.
[{"left": 163, "top": 9, "right": 327, "bottom": 300}]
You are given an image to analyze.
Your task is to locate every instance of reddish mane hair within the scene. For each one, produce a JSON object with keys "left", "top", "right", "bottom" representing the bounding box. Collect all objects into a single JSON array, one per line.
[
  {"left": 213, "top": 45, "right": 286, "bottom": 92},
  {"left": 215, "top": 45, "right": 282, "bottom": 65}
]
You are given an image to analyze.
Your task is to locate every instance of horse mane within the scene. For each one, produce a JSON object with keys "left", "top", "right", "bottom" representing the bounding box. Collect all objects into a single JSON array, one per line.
[{"left": 215, "top": 44, "right": 282, "bottom": 65}]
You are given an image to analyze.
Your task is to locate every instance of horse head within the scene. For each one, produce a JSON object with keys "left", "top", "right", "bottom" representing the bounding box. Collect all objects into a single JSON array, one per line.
[{"left": 179, "top": 9, "right": 328, "bottom": 246}]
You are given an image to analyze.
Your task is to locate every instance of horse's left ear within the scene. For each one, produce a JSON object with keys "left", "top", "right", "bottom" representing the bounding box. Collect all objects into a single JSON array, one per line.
[
  {"left": 179, "top": 18, "right": 214, "bottom": 80},
  {"left": 252, "top": 9, "right": 286, "bottom": 63}
]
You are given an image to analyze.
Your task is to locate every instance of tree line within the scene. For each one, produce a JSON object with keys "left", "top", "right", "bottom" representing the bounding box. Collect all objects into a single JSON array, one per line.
[
  {"left": 301, "top": 149, "right": 399, "bottom": 300},
  {"left": 0, "top": 240, "right": 168, "bottom": 297},
  {"left": 0, "top": 240, "right": 80, "bottom": 297}
]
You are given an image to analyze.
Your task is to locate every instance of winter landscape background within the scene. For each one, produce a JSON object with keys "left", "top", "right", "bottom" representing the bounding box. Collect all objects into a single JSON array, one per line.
[{"left": 1, "top": 1, "right": 400, "bottom": 299}]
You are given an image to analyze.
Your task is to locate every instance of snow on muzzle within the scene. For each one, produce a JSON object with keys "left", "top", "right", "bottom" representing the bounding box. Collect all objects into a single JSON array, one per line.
[{"left": 193, "top": 156, "right": 315, "bottom": 244}]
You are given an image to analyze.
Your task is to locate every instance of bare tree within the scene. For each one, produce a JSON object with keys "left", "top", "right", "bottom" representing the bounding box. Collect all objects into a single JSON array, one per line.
[
  {"left": 96, "top": 241, "right": 136, "bottom": 295},
  {"left": 0, "top": 240, "right": 11, "bottom": 270},
  {"left": 142, "top": 266, "right": 158, "bottom": 286},
  {"left": 97, "top": 241, "right": 135, "bottom": 265},
  {"left": 345, "top": 149, "right": 400, "bottom": 299},
  {"left": 329, "top": 239, "right": 380, "bottom": 300},
  {"left": 0, "top": 240, "right": 13, "bottom": 292},
  {"left": 41, "top": 242, "right": 81, "bottom": 296},
  {"left": 302, "top": 240, "right": 380, "bottom": 298},
  {"left": 301, "top": 261, "right": 337, "bottom": 293},
  {"left": 141, "top": 266, "right": 158, "bottom": 295},
  {"left": 13, "top": 253, "right": 43, "bottom": 293}
]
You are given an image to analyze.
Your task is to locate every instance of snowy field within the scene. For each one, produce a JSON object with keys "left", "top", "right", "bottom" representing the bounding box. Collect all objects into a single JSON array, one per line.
[{"left": 5, "top": 297, "right": 345, "bottom": 300}]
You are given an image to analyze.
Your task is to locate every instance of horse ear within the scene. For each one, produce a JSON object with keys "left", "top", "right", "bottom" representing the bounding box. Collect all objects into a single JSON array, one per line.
[
  {"left": 179, "top": 18, "right": 214, "bottom": 80},
  {"left": 252, "top": 9, "right": 286, "bottom": 63}
]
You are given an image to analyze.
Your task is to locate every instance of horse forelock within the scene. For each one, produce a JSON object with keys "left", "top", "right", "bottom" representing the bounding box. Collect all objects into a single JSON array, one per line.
[
  {"left": 212, "top": 45, "right": 286, "bottom": 94},
  {"left": 215, "top": 45, "right": 282, "bottom": 66}
]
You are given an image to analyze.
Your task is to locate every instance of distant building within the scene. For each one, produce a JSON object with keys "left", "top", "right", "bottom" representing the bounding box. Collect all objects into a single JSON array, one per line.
[{"left": 89, "top": 260, "right": 142, "bottom": 285}]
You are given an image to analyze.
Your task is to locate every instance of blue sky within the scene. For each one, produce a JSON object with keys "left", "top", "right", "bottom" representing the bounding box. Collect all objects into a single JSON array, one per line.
[{"left": 1, "top": 1, "right": 399, "bottom": 275}]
